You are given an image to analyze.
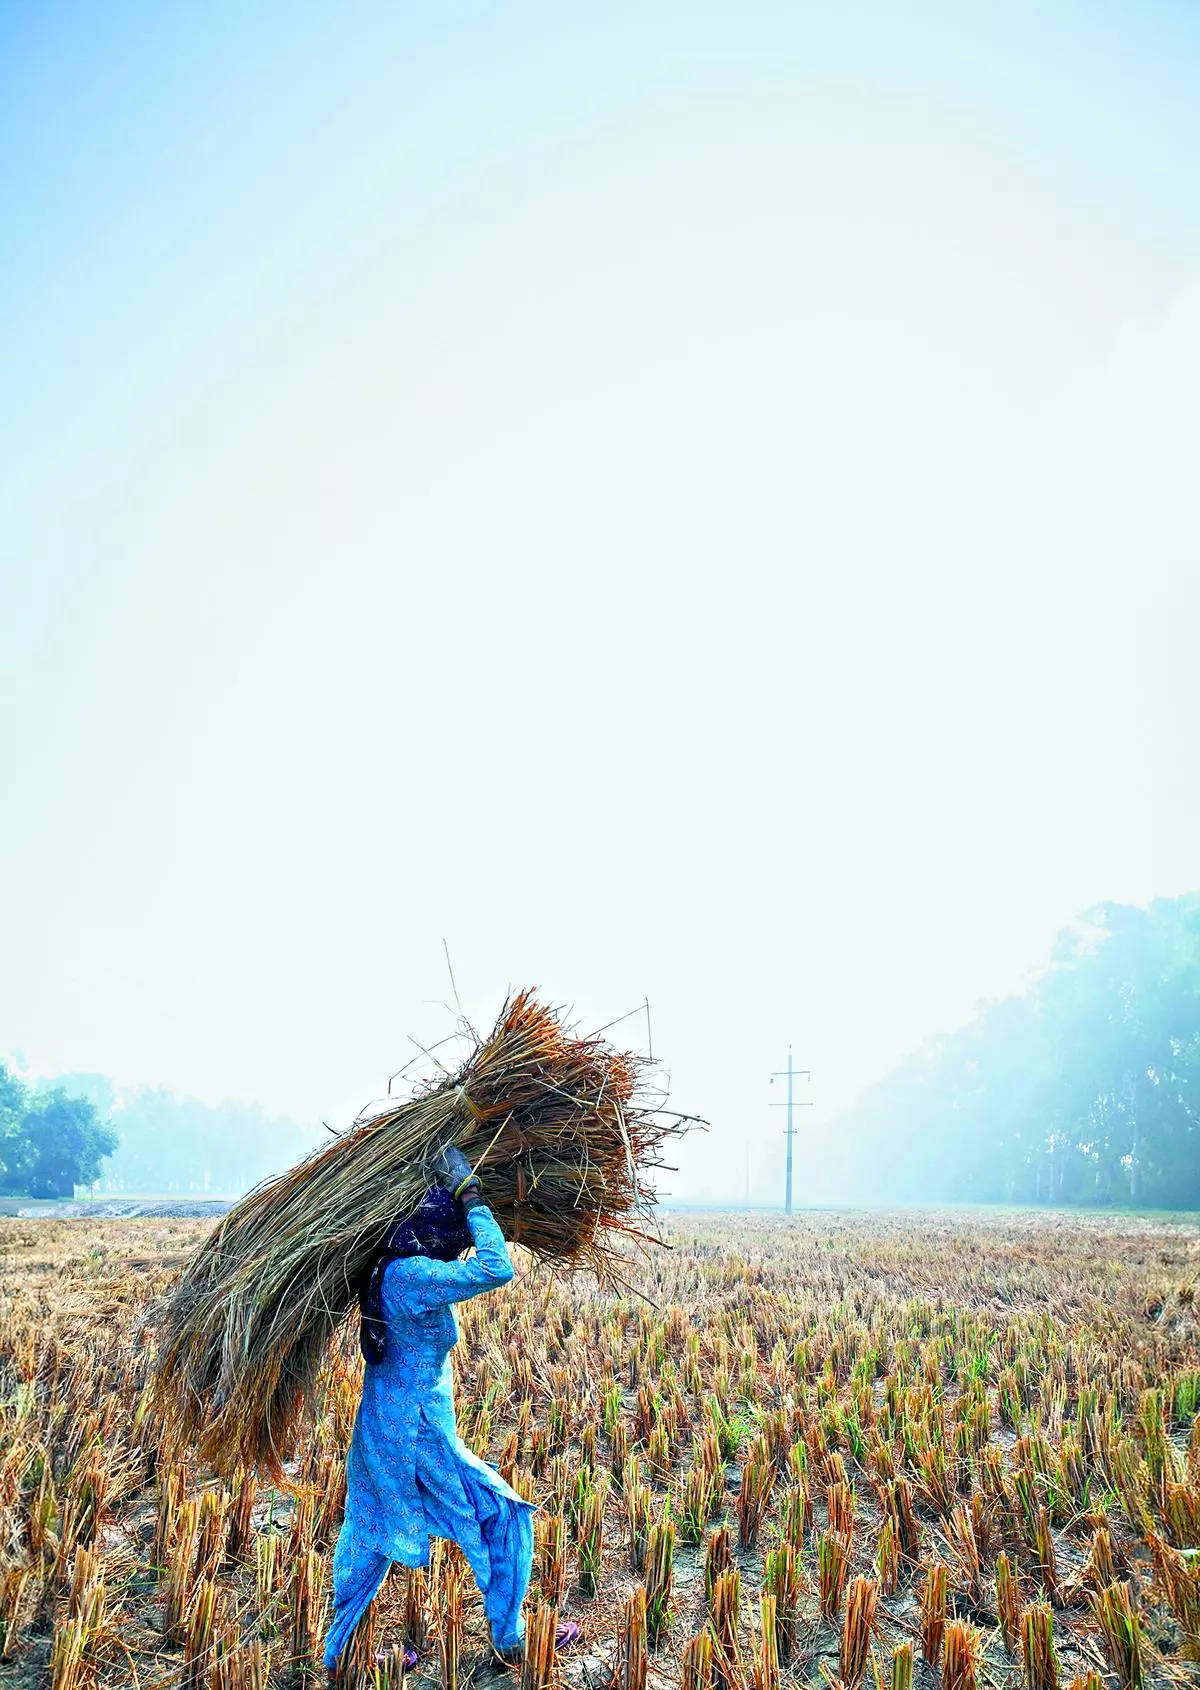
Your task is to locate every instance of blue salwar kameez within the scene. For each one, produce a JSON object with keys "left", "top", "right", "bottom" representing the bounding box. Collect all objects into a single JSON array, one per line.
[{"left": 324, "top": 1205, "right": 535, "bottom": 1670}]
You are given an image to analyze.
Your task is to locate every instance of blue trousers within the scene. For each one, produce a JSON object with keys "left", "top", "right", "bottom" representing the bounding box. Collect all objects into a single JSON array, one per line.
[{"left": 324, "top": 1441, "right": 534, "bottom": 1668}]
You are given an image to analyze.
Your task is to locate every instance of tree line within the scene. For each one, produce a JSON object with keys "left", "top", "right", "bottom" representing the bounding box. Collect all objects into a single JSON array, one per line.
[
  {"left": 0, "top": 1065, "right": 321, "bottom": 1199},
  {"left": 9, "top": 894, "right": 1197, "bottom": 1207},
  {"left": 830, "top": 894, "right": 1200, "bottom": 1209}
]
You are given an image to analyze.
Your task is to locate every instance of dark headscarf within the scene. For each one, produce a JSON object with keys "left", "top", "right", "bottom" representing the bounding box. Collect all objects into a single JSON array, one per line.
[{"left": 358, "top": 1185, "right": 473, "bottom": 1364}]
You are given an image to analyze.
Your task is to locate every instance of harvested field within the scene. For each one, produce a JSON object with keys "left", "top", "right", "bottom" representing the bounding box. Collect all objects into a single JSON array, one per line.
[{"left": 1, "top": 1209, "right": 1198, "bottom": 1690}]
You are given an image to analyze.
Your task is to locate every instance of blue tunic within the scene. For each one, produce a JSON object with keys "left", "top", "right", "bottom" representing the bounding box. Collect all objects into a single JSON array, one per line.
[{"left": 325, "top": 1204, "right": 537, "bottom": 1667}]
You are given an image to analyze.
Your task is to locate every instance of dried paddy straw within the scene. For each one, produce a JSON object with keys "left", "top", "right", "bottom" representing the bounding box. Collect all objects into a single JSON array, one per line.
[{"left": 153, "top": 990, "right": 692, "bottom": 1477}]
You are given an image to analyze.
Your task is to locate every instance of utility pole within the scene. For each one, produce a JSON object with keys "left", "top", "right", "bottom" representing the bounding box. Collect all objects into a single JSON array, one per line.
[{"left": 769, "top": 1046, "right": 812, "bottom": 1216}]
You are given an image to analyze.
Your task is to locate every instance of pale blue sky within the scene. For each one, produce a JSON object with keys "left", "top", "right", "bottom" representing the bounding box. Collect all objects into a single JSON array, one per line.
[{"left": 3, "top": 3, "right": 1199, "bottom": 1199}]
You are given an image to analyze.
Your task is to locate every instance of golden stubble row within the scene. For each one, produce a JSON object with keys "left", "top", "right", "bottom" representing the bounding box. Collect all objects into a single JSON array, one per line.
[{"left": 0, "top": 1207, "right": 1197, "bottom": 1689}]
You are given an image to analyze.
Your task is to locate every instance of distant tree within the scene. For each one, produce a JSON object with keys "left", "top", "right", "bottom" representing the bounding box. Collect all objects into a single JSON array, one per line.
[
  {"left": 21, "top": 1090, "right": 119, "bottom": 1198},
  {"left": 0, "top": 1068, "right": 119, "bottom": 1198}
]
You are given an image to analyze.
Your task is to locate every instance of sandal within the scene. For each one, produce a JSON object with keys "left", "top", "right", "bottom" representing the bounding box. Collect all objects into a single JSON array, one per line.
[
  {"left": 492, "top": 1622, "right": 583, "bottom": 1669},
  {"left": 328, "top": 1645, "right": 419, "bottom": 1687}
]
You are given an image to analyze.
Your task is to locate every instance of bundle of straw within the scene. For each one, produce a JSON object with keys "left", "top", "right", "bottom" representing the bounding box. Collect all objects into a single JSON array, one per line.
[{"left": 152, "top": 991, "right": 688, "bottom": 1478}]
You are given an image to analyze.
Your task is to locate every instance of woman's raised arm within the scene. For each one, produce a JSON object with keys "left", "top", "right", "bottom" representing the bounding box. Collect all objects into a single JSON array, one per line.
[{"left": 384, "top": 1204, "right": 514, "bottom": 1314}]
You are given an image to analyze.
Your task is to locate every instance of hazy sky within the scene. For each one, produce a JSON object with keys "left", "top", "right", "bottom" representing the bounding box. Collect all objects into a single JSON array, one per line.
[{"left": 3, "top": 3, "right": 1198, "bottom": 1200}]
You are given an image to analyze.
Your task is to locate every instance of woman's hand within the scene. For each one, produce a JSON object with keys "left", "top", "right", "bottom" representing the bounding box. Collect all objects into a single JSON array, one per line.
[{"left": 431, "top": 1143, "right": 482, "bottom": 1202}]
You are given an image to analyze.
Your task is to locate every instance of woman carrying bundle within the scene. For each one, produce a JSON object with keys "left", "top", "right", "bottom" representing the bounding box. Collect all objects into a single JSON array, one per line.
[{"left": 325, "top": 1146, "right": 582, "bottom": 1683}]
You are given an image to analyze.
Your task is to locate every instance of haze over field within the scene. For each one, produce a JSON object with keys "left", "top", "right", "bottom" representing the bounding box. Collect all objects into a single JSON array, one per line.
[{"left": 3, "top": 5, "right": 1199, "bottom": 1202}]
